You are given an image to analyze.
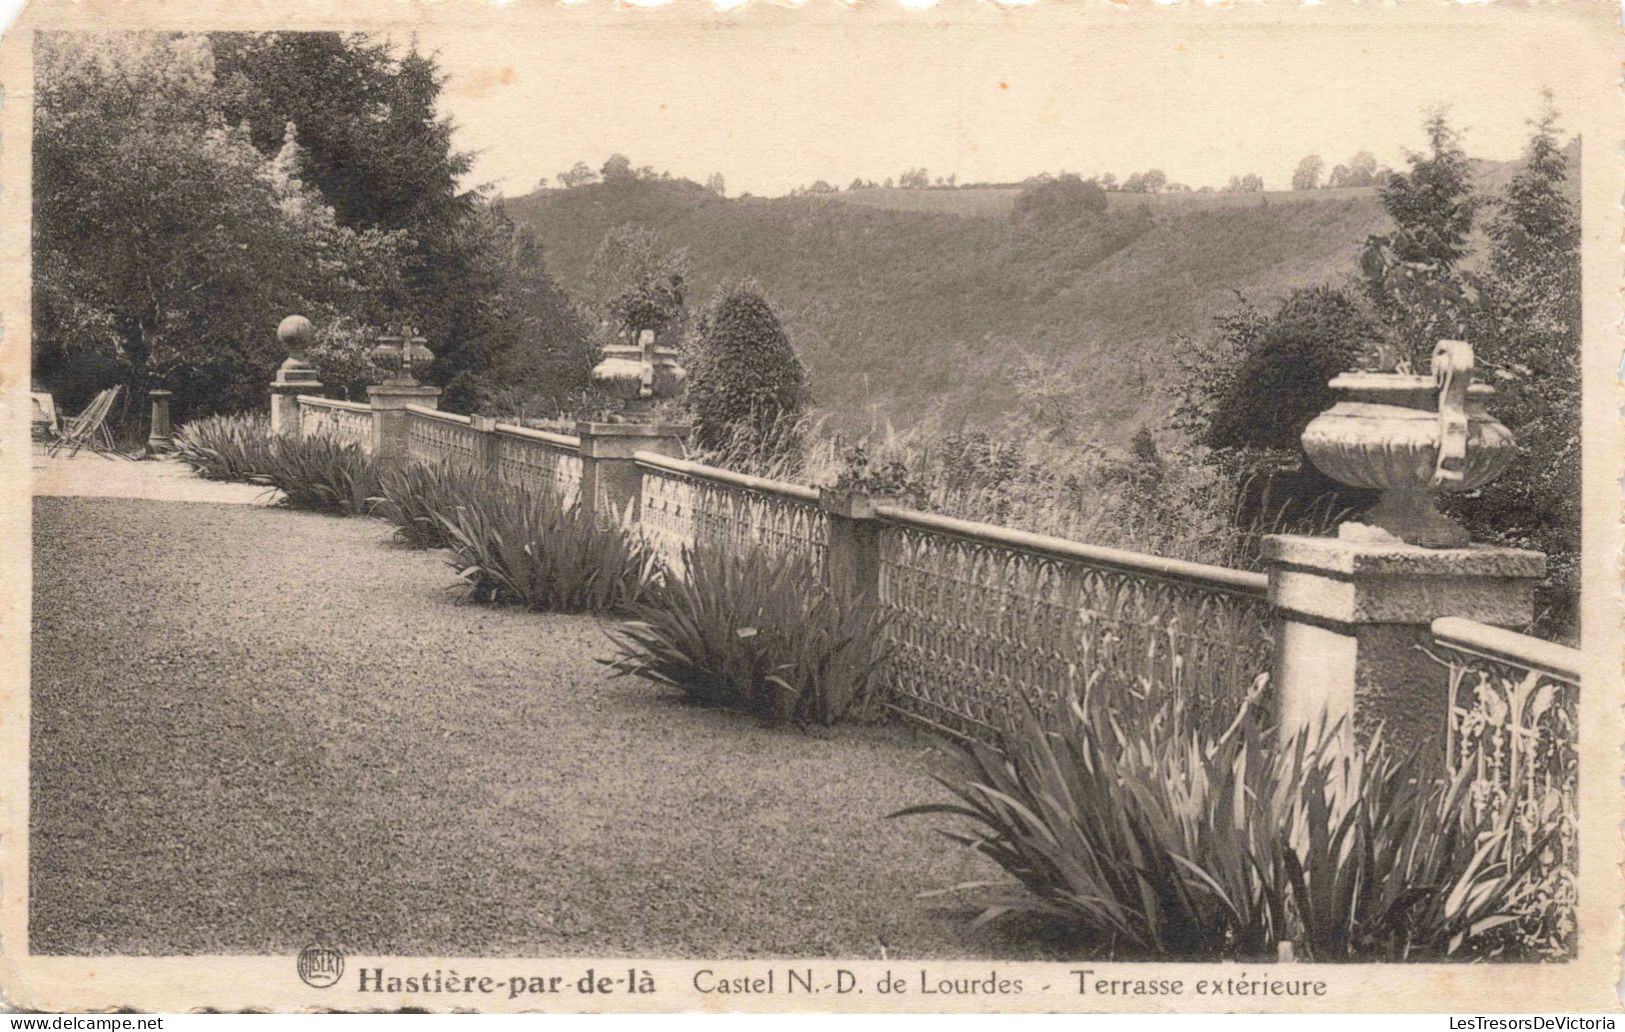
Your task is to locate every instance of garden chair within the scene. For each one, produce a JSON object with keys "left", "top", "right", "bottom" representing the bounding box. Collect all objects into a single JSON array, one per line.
[
  {"left": 30, "top": 391, "right": 59, "bottom": 441},
  {"left": 47, "top": 385, "right": 122, "bottom": 458}
]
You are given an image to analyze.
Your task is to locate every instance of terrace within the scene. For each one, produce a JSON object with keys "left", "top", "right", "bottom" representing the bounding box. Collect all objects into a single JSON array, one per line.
[{"left": 28, "top": 322, "right": 1581, "bottom": 962}]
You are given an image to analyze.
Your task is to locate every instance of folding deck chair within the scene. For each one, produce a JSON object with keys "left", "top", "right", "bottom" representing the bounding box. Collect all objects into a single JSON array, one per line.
[{"left": 47, "top": 385, "right": 123, "bottom": 458}]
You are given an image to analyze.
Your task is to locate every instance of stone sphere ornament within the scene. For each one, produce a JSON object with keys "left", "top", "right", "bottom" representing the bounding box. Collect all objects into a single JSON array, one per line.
[
  {"left": 273, "top": 314, "right": 321, "bottom": 386},
  {"left": 1301, "top": 339, "right": 1515, "bottom": 548},
  {"left": 277, "top": 314, "right": 314, "bottom": 351}
]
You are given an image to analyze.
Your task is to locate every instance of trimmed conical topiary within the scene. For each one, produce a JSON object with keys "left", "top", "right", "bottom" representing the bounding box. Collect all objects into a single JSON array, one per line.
[{"left": 686, "top": 280, "right": 809, "bottom": 452}]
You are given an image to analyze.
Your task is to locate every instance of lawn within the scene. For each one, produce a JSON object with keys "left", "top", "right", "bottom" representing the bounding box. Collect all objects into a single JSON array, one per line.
[{"left": 29, "top": 496, "right": 1070, "bottom": 959}]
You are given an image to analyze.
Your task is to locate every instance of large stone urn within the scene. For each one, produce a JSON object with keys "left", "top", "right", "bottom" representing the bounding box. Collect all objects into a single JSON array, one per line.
[
  {"left": 1301, "top": 339, "right": 1514, "bottom": 548},
  {"left": 590, "top": 328, "right": 687, "bottom": 418},
  {"left": 370, "top": 330, "right": 435, "bottom": 387}
]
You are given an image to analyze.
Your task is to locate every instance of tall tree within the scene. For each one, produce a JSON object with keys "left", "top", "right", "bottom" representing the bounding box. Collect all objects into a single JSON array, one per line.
[
  {"left": 587, "top": 225, "right": 691, "bottom": 347},
  {"left": 1462, "top": 95, "right": 1580, "bottom": 632},
  {"left": 1346, "top": 150, "right": 1380, "bottom": 186},
  {"left": 474, "top": 209, "right": 594, "bottom": 414},
  {"left": 1291, "top": 154, "right": 1323, "bottom": 190},
  {"left": 32, "top": 32, "right": 400, "bottom": 417},
  {"left": 1360, "top": 111, "right": 1480, "bottom": 369},
  {"left": 1378, "top": 112, "right": 1478, "bottom": 267},
  {"left": 209, "top": 32, "right": 503, "bottom": 407},
  {"left": 559, "top": 161, "right": 597, "bottom": 188}
]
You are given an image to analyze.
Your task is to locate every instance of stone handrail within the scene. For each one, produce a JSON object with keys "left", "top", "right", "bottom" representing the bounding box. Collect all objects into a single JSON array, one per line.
[
  {"left": 494, "top": 422, "right": 581, "bottom": 451},
  {"left": 632, "top": 450, "right": 821, "bottom": 505},
  {"left": 1431, "top": 616, "right": 1581, "bottom": 684},
  {"left": 872, "top": 503, "right": 1269, "bottom": 596},
  {"left": 405, "top": 404, "right": 471, "bottom": 426},
  {"left": 297, "top": 395, "right": 371, "bottom": 413}
]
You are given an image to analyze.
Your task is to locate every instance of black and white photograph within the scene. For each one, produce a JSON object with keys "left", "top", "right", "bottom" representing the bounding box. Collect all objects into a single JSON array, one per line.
[{"left": 2, "top": 0, "right": 1620, "bottom": 1015}]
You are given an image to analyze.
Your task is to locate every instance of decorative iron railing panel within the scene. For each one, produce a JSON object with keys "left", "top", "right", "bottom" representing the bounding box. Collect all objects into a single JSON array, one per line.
[
  {"left": 494, "top": 424, "right": 582, "bottom": 508},
  {"left": 635, "top": 452, "right": 826, "bottom": 579},
  {"left": 298, "top": 397, "right": 373, "bottom": 454},
  {"left": 873, "top": 507, "right": 1273, "bottom": 741},
  {"left": 1433, "top": 616, "right": 1578, "bottom": 951},
  {"left": 405, "top": 406, "right": 482, "bottom": 468}
]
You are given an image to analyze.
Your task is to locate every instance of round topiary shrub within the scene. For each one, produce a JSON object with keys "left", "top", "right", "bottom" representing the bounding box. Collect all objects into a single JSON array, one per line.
[{"left": 686, "top": 280, "right": 809, "bottom": 452}]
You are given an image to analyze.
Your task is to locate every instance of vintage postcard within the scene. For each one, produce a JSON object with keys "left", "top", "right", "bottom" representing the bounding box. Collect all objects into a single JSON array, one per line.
[{"left": 1, "top": 0, "right": 1621, "bottom": 1015}]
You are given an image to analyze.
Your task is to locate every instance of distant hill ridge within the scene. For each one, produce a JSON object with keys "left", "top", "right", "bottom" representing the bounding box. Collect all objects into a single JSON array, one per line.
[{"left": 503, "top": 146, "right": 1576, "bottom": 446}]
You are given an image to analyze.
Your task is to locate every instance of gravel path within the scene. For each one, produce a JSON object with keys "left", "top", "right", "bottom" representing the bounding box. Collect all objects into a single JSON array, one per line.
[
  {"left": 32, "top": 446, "right": 273, "bottom": 506},
  {"left": 30, "top": 496, "right": 1070, "bottom": 958}
]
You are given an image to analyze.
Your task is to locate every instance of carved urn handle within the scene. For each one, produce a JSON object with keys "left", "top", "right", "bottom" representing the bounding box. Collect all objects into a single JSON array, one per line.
[{"left": 1430, "top": 339, "right": 1473, "bottom": 489}]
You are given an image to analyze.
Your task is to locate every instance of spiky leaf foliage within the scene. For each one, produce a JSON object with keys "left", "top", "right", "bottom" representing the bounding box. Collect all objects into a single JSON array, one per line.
[
  {"left": 250, "top": 433, "right": 379, "bottom": 514},
  {"left": 897, "top": 686, "right": 1561, "bottom": 961},
  {"left": 433, "top": 473, "right": 659, "bottom": 615},
  {"left": 602, "top": 543, "right": 892, "bottom": 727},
  {"left": 371, "top": 458, "right": 470, "bottom": 549},
  {"left": 173, "top": 412, "right": 272, "bottom": 482}
]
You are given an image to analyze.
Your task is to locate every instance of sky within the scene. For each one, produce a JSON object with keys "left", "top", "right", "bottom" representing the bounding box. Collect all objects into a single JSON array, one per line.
[{"left": 408, "top": 3, "right": 1604, "bottom": 199}]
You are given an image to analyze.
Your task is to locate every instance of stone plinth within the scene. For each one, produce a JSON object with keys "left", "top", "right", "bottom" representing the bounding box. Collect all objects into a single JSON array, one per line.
[
  {"left": 819, "top": 488, "right": 913, "bottom": 605},
  {"left": 146, "top": 389, "right": 174, "bottom": 453},
  {"left": 576, "top": 421, "right": 688, "bottom": 523},
  {"left": 469, "top": 415, "right": 499, "bottom": 475},
  {"left": 270, "top": 358, "right": 323, "bottom": 438},
  {"left": 1263, "top": 534, "right": 1544, "bottom": 761},
  {"left": 367, "top": 383, "right": 442, "bottom": 460}
]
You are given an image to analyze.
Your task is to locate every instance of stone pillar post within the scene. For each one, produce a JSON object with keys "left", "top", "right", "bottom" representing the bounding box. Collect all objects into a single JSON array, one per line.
[
  {"left": 270, "top": 315, "right": 323, "bottom": 438},
  {"left": 145, "top": 389, "right": 174, "bottom": 453},
  {"left": 367, "top": 384, "right": 442, "bottom": 462},
  {"left": 575, "top": 420, "right": 688, "bottom": 525},
  {"left": 470, "top": 414, "right": 500, "bottom": 478},
  {"left": 818, "top": 489, "right": 887, "bottom": 607},
  {"left": 1263, "top": 535, "right": 1545, "bottom": 761}
]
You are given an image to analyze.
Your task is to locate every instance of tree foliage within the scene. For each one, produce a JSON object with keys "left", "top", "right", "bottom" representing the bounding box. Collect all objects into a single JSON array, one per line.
[
  {"left": 685, "top": 281, "right": 809, "bottom": 451},
  {"left": 1122, "top": 169, "right": 1166, "bottom": 194},
  {"left": 1327, "top": 151, "right": 1381, "bottom": 188},
  {"left": 897, "top": 167, "right": 930, "bottom": 189},
  {"left": 1291, "top": 154, "right": 1324, "bottom": 191},
  {"left": 1460, "top": 95, "right": 1580, "bottom": 631},
  {"left": 587, "top": 224, "right": 690, "bottom": 346},
  {"left": 559, "top": 161, "right": 598, "bottom": 189},
  {"left": 34, "top": 31, "right": 589, "bottom": 418},
  {"left": 32, "top": 32, "right": 402, "bottom": 418},
  {"left": 1012, "top": 173, "right": 1108, "bottom": 221},
  {"left": 1174, "top": 287, "right": 1371, "bottom": 453},
  {"left": 209, "top": 33, "right": 509, "bottom": 405},
  {"left": 1361, "top": 111, "right": 1480, "bottom": 371},
  {"left": 1173, "top": 102, "right": 1580, "bottom": 635}
]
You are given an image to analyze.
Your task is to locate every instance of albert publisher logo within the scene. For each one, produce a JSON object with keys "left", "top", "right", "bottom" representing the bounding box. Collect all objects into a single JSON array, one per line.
[{"left": 297, "top": 943, "right": 344, "bottom": 989}]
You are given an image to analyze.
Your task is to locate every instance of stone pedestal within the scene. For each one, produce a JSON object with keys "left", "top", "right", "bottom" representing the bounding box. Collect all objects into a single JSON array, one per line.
[
  {"left": 576, "top": 421, "right": 688, "bottom": 524},
  {"left": 469, "top": 415, "right": 500, "bottom": 477},
  {"left": 145, "top": 389, "right": 174, "bottom": 453},
  {"left": 819, "top": 489, "right": 908, "bottom": 606},
  {"left": 270, "top": 362, "right": 323, "bottom": 438},
  {"left": 368, "top": 383, "right": 442, "bottom": 460},
  {"left": 1263, "top": 534, "right": 1544, "bottom": 761}
]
